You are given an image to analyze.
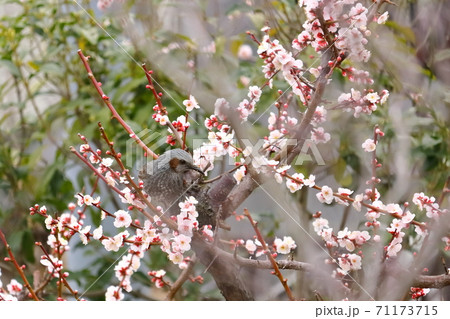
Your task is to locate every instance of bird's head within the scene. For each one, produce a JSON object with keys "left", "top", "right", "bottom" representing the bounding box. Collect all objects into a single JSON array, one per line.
[{"left": 141, "top": 149, "right": 204, "bottom": 176}]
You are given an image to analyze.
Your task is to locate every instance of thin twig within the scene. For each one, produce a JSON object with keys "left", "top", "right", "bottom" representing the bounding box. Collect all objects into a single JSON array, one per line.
[
  {"left": 77, "top": 50, "right": 158, "bottom": 160},
  {"left": 0, "top": 229, "right": 39, "bottom": 301},
  {"left": 36, "top": 243, "right": 80, "bottom": 300},
  {"left": 243, "top": 209, "right": 296, "bottom": 301},
  {"left": 141, "top": 64, "right": 184, "bottom": 148},
  {"left": 164, "top": 255, "right": 197, "bottom": 300}
]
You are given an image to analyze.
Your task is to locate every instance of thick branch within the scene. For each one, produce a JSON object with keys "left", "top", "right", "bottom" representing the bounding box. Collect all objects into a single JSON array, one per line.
[{"left": 412, "top": 274, "right": 450, "bottom": 289}]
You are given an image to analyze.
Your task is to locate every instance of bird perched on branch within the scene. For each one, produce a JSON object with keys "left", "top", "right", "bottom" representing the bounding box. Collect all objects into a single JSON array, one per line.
[
  {"left": 139, "top": 148, "right": 253, "bottom": 300},
  {"left": 139, "top": 148, "right": 216, "bottom": 227}
]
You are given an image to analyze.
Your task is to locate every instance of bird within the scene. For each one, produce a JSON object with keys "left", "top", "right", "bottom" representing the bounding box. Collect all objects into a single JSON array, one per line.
[
  {"left": 139, "top": 149, "right": 216, "bottom": 226},
  {"left": 139, "top": 148, "right": 253, "bottom": 299}
]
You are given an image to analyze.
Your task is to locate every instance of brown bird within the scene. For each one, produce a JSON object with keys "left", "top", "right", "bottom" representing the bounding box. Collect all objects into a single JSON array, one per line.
[{"left": 139, "top": 149, "right": 216, "bottom": 226}]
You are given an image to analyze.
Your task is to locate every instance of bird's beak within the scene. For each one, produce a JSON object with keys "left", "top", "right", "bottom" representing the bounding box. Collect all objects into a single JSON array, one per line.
[{"left": 187, "top": 163, "right": 205, "bottom": 175}]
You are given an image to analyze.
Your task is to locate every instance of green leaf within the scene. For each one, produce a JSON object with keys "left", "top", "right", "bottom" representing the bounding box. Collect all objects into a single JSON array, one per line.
[
  {"left": 0, "top": 59, "right": 20, "bottom": 76},
  {"left": 22, "top": 230, "right": 35, "bottom": 263}
]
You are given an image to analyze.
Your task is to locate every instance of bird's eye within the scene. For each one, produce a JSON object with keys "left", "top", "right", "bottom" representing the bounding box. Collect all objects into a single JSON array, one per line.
[{"left": 179, "top": 159, "right": 186, "bottom": 164}]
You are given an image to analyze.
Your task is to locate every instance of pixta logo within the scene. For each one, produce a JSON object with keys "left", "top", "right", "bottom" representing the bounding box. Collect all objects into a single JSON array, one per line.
[{"left": 125, "top": 129, "right": 164, "bottom": 171}]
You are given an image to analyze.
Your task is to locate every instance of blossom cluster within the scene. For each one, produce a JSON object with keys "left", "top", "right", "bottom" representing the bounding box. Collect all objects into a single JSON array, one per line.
[
  {"left": 258, "top": 27, "right": 309, "bottom": 105},
  {"left": 29, "top": 204, "right": 80, "bottom": 279},
  {"left": 295, "top": 1, "right": 387, "bottom": 62},
  {"left": 313, "top": 216, "right": 371, "bottom": 252},
  {"left": 148, "top": 270, "right": 168, "bottom": 289},
  {"left": 338, "top": 88, "right": 389, "bottom": 118},
  {"left": 0, "top": 269, "right": 22, "bottom": 301},
  {"left": 78, "top": 138, "right": 146, "bottom": 210},
  {"left": 237, "top": 85, "right": 262, "bottom": 121},
  {"left": 159, "top": 197, "right": 213, "bottom": 268},
  {"left": 244, "top": 236, "right": 297, "bottom": 256},
  {"left": 194, "top": 99, "right": 236, "bottom": 174},
  {"left": 412, "top": 192, "right": 446, "bottom": 219},
  {"left": 264, "top": 107, "right": 299, "bottom": 151},
  {"left": 286, "top": 172, "right": 316, "bottom": 193},
  {"left": 336, "top": 253, "right": 362, "bottom": 276}
]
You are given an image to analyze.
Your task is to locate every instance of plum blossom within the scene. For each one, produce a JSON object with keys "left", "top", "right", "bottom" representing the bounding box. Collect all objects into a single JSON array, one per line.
[
  {"left": 238, "top": 44, "right": 253, "bottom": 60},
  {"left": 79, "top": 225, "right": 91, "bottom": 245},
  {"left": 114, "top": 210, "right": 132, "bottom": 228},
  {"left": 286, "top": 173, "right": 304, "bottom": 193},
  {"left": 304, "top": 174, "right": 316, "bottom": 187},
  {"left": 312, "top": 217, "right": 329, "bottom": 233},
  {"left": 335, "top": 188, "right": 354, "bottom": 206},
  {"left": 105, "top": 286, "right": 124, "bottom": 301},
  {"left": 101, "top": 158, "right": 114, "bottom": 167},
  {"left": 245, "top": 239, "right": 257, "bottom": 254},
  {"left": 316, "top": 186, "right": 334, "bottom": 204},
  {"left": 233, "top": 166, "right": 247, "bottom": 184},
  {"left": 93, "top": 225, "right": 103, "bottom": 240},
  {"left": 365, "top": 92, "right": 380, "bottom": 104},
  {"left": 377, "top": 11, "right": 389, "bottom": 24},
  {"left": 79, "top": 144, "right": 90, "bottom": 153},
  {"left": 183, "top": 95, "right": 200, "bottom": 112},
  {"left": 352, "top": 193, "right": 364, "bottom": 211},
  {"left": 273, "top": 236, "right": 297, "bottom": 254},
  {"left": 412, "top": 192, "right": 445, "bottom": 219},
  {"left": 338, "top": 254, "right": 362, "bottom": 274},
  {"left": 311, "top": 127, "right": 331, "bottom": 144},
  {"left": 41, "top": 255, "right": 63, "bottom": 275},
  {"left": 362, "top": 138, "right": 376, "bottom": 152},
  {"left": 102, "top": 233, "right": 125, "bottom": 252},
  {"left": 7, "top": 279, "right": 23, "bottom": 296},
  {"left": 173, "top": 234, "right": 191, "bottom": 253}
]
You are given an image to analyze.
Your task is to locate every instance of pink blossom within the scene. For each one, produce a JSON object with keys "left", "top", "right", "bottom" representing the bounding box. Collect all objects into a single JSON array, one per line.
[
  {"left": 317, "top": 186, "right": 334, "bottom": 204},
  {"left": 105, "top": 286, "right": 124, "bottom": 301},
  {"left": 102, "top": 233, "right": 124, "bottom": 252},
  {"left": 362, "top": 138, "right": 376, "bottom": 152},
  {"left": 114, "top": 210, "right": 132, "bottom": 228},
  {"left": 312, "top": 217, "right": 329, "bottom": 233},
  {"left": 311, "top": 127, "right": 331, "bottom": 144},
  {"left": 93, "top": 225, "right": 103, "bottom": 240},
  {"left": 7, "top": 279, "right": 23, "bottom": 295},
  {"left": 183, "top": 95, "right": 200, "bottom": 112},
  {"left": 245, "top": 239, "right": 257, "bottom": 254},
  {"left": 233, "top": 166, "right": 247, "bottom": 184},
  {"left": 377, "top": 11, "right": 389, "bottom": 24},
  {"left": 238, "top": 44, "right": 253, "bottom": 60},
  {"left": 365, "top": 92, "right": 380, "bottom": 104},
  {"left": 274, "top": 236, "right": 296, "bottom": 254},
  {"left": 286, "top": 173, "right": 304, "bottom": 193}
]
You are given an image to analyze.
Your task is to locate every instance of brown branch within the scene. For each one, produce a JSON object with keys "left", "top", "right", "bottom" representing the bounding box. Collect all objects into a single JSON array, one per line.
[
  {"left": 77, "top": 49, "right": 158, "bottom": 160},
  {"left": 411, "top": 274, "right": 450, "bottom": 289},
  {"left": 70, "top": 146, "right": 125, "bottom": 198},
  {"left": 97, "top": 123, "right": 157, "bottom": 222},
  {"left": 164, "top": 255, "right": 197, "bottom": 300},
  {"left": 0, "top": 229, "right": 39, "bottom": 300},
  {"left": 141, "top": 64, "right": 184, "bottom": 149},
  {"left": 36, "top": 242, "right": 79, "bottom": 300},
  {"left": 244, "top": 209, "right": 296, "bottom": 300}
]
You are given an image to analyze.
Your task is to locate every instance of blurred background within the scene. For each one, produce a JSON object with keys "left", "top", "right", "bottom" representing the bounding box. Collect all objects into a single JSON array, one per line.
[{"left": 0, "top": 0, "right": 448, "bottom": 300}]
